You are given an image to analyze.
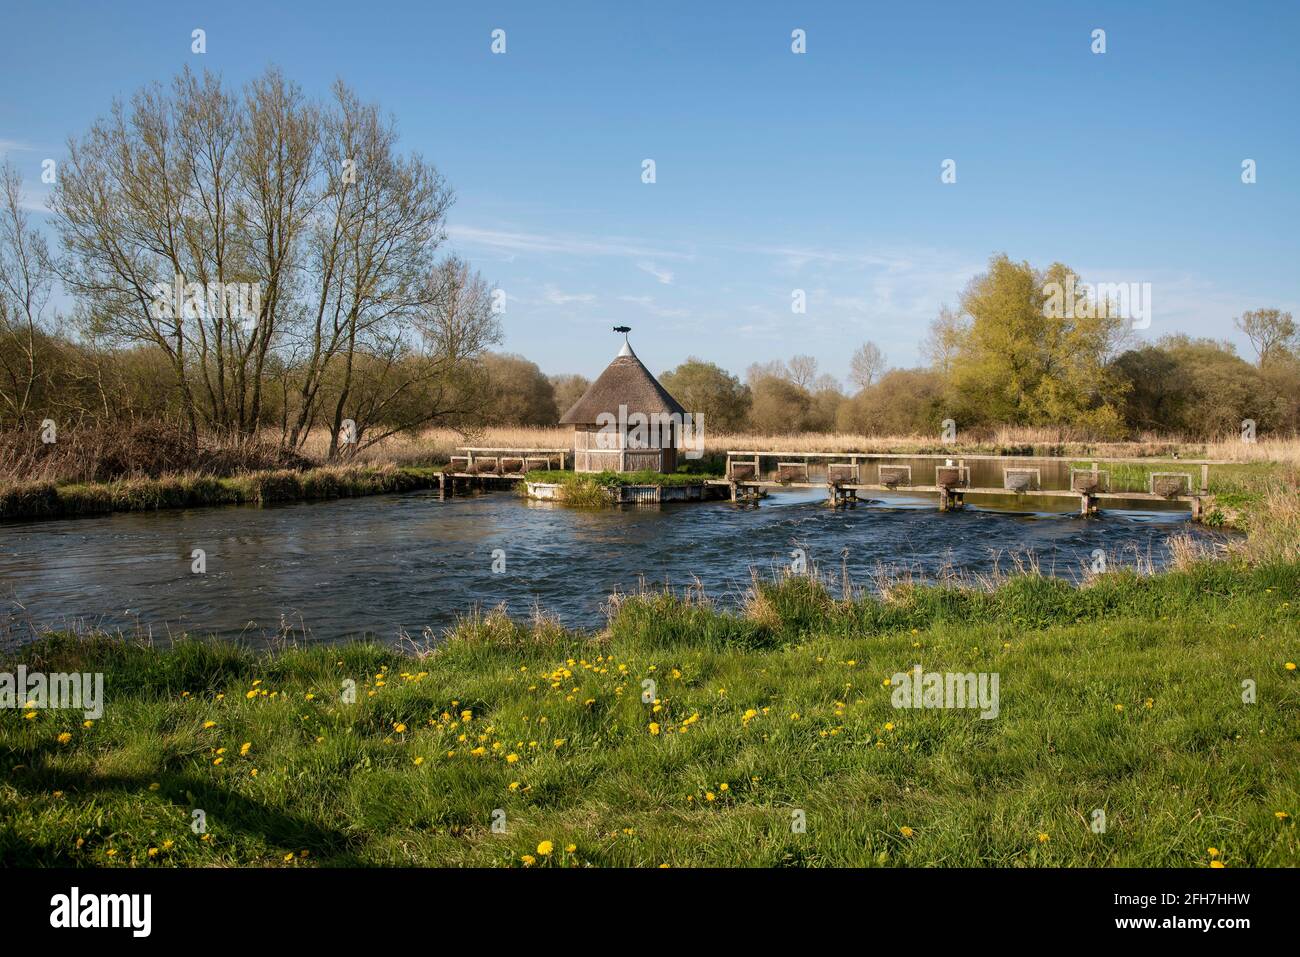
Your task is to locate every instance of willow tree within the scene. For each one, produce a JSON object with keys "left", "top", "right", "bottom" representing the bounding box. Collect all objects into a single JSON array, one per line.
[
  {"left": 52, "top": 65, "right": 494, "bottom": 451},
  {"left": 945, "top": 255, "right": 1130, "bottom": 435}
]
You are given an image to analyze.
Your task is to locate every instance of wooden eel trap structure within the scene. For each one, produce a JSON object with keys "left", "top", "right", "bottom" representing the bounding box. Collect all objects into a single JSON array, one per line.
[
  {"left": 715, "top": 451, "right": 1223, "bottom": 518},
  {"left": 438, "top": 447, "right": 568, "bottom": 496}
]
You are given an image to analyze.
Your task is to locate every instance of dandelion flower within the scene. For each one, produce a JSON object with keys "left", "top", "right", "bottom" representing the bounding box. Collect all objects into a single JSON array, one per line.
[
  {"left": 521, "top": 854, "right": 536, "bottom": 866},
  {"left": 393, "top": 723, "right": 406, "bottom": 733},
  {"left": 57, "top": 732, "right": 72, "bottom": 745},
  {"left": 649, "top": 723, "right": 660, "bottom": 736},
  {"left": 1286, "top": 662, "right": 1296, "bottom": 671},
  {"left": 1037, "top": 832, "right": 1050, "bottom": 843},
  {"left": 537, "top": 840, "right": 553, "bottom": 856},
  {"left": 202, "top": 720, "right": 217, "bottom": 729},
  {"left": 1276, "top": 811, "right": 1291, "bottom": 820},
  {"left": 565, "top": 843, "right": 577, "bottom": 853},
  {"left": 1207, "top": 847, "right": 1220, "bottom": 858},
  {"left": 899, "top": 826, "right": 914, "bottom": 838},
  {"left": 1210, "top": 860, "right": 1226, "bottom": 868}
]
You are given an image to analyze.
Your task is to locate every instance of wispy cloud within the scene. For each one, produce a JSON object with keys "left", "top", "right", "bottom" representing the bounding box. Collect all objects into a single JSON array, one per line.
[
  {"left": 617, "top": 294, "right": 688, "bottom": 319},
  {"left": 542, "top": 284, "right": 596, "bottom": 305},
  {"left": 636, "top": 260, "right": 674, "bottom": 285},
  {"left": 448, "top": 225, "right": 691, "bottom": 262}
]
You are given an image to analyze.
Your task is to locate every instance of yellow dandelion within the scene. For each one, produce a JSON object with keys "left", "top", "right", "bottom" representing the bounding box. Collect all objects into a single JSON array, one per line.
[
  {"left": 520, "top": 854, "right": 536, "bottom": 866},
  {"left": 899, "top": 826, "right": 914, "bottom": 838},
  {"left": 537, "top": 840, "right": 554, "bottom": 856},
  {"left": 1037, "top": 832, "right": 1050, "bottom": 843},
  {"left": 1208, "top": 847, "right": 1220, "bottom": 858},
  {"left": 202, "top": 720, "right": 217, "bottom": 729},
  {"left": 565, "top": 843, "right": 577, "bottom": 853},
  {"left": 57, "top": 732, "right": 72, "bottom": 745}
]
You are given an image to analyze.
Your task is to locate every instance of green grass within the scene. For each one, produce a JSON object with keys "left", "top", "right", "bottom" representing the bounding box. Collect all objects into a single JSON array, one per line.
[
  {"left": 3, "top": 559, "right": 1297, "bottom": 867},
  {"left": 0, "top": 465, "right": 441, "bottom": 521},
  {"left": 521, "top": 468, "right": 723, "bottom": 507}
]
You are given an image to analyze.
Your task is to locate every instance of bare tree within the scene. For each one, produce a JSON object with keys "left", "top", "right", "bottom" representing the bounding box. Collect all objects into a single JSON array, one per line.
[
  {"left": 787, "top": 354, "right": 818, "bottom": 389},
  {"left": 848, "top": 341, "right": 885, "bottom": 391},
  {"left": 52, "top": 66, "right": 488, "bottom": 453},
  {"left": 1235, "top": 308, "right": 1297, "bottom": 366},
  {"left": 335, "top": 255, "right": 500, "bottom": 453},
  {"left": 0, "top": 161, "right": 57, "bottom": 427}
]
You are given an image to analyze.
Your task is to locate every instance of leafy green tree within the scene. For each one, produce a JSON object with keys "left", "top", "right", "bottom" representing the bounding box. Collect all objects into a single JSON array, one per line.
[
  {"left": 946, "top": 255, "right": 1129, "bottom": 435},
  {"left": 659, "top": 358, "right": 752, "bottom": 431}
]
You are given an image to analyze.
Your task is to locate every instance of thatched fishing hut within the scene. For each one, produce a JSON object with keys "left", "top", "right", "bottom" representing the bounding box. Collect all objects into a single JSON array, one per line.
[{"left": 559, "top": 329, "right": 687, "bottom": 473}]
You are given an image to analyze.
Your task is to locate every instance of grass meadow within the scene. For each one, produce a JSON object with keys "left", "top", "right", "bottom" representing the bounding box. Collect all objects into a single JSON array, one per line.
[{"left": 3, "top": 559, "right": 1297, "bottom": 868}]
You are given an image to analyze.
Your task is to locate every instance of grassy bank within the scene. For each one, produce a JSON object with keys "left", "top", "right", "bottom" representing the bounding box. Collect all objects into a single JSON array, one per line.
[
  {"left": 3, "top": 560, "right": 1297, "bottom": 867},
  {"left": 0, "top": 464, "right": 440, "bottom": 522},
  {"left": 522, "top": 469, "right": 723, "bottom": 507}
]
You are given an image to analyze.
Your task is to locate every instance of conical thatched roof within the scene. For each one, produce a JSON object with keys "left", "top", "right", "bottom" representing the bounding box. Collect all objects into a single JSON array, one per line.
[{"left": 559, "top": 340, "right": 686, "bottom": 425}]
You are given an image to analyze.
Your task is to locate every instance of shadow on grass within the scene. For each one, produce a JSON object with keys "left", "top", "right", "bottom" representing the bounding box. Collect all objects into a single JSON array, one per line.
[{"left": 2, "top": 740, "right": 366, "bottom": 866}]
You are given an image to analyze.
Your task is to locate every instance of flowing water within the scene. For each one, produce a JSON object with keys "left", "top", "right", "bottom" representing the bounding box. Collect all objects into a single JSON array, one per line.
[{"left": 0, "top": 480, "right": 1229, "bottom": 646}]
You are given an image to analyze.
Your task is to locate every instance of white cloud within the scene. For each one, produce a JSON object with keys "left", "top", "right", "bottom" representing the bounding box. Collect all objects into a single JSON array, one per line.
[
  {"left": 542, "top": 284, "right": 596, "bottom": 305},
  {"left": 616, "top": 294, "right": 688, "bottom": 319},
  {"left": 448, "top": 225, "right": 691, "bottom": 261},
  {"left": 636, "top": 260, "right": 674, "bottom": 285}
]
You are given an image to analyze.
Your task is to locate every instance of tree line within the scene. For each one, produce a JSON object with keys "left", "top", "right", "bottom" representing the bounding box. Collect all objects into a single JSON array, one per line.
[
  {"left": 2, "top": 66, "right": 1296, "bottom": 448},
  {"left": 469, "top": 255, "right": 1299, "bottom": 441}
]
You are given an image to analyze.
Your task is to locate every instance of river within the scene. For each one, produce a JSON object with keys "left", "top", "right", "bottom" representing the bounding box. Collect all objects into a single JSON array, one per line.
[{"left": 0, "top": 481, "right": 1228, "bottom": 646}]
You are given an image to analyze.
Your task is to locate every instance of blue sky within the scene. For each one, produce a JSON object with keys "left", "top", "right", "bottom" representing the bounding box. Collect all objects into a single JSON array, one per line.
[{"left": 2, "top": 0, "right": 1297, "bottom": 383}]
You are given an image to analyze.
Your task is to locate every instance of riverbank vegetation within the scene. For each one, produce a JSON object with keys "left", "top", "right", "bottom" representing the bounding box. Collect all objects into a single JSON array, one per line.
[
  {"left": 3, "top": 558, "right": 1296, "bottom": 867},
  {"left": 0, "top": 463, "right": 438, "bottom": 521}
]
